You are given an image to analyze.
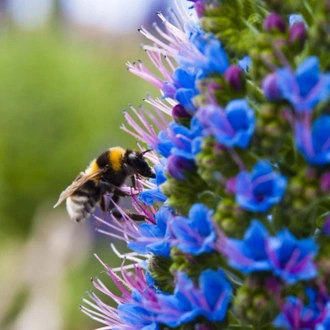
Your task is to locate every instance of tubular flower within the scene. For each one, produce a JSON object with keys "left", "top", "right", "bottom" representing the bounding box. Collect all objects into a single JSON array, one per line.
[
  {"left": 138, "top": 164, "right": 167, "bottom": 205},
  {"left": 267, "top": 229, "right": 318, "bottom": 284},
  {"left": 224, "top": 220, "right": 272, "bottom": 273},
  {"left": 197, "top": 99, "right": 255, "bottom": 149},
  {"left": 236, "top": 161, "right": 287, "bottom": 213},
  {"left": 170, "top": 203, "right": 216, "bottom": 255},
  {"left": 264, "top": 57, "right": 330, "bottom": 112},
  {"left": 226, "top": 220, "right": 318, "bottom": 284},
  {"left": 128, "top": 206, "right": 174, "bottom": 258},
  {"left": 155, "top": 269, "right": 232, "bottom": 326},
  {"left": 295, "top": 114, "right": 330, "bottom": 165},
  {"left": 274, "top": 293, "right": 327, "bottom": 329}
]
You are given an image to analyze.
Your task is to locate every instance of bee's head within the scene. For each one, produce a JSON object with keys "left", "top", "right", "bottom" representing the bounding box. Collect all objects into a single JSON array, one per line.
[{"left": 125, "top": 149, "right": 156, "bottom": 178}]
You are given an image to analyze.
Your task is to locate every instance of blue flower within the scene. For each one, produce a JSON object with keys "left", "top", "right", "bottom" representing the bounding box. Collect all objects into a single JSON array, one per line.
[
  {"left": 156, "top": 269, "right": 232, "bottom": 326},
  {"left": 169, "top": 117, "right": 203, "bottom": 160},
  {"left": 156, "top": 130, "right": 174, "bottom": 158},
  {"left": 273, "top": 57, "right": 330, "bottom": 111},
  {"left": 225, "top": 220, "right": 272, "bottom": 273},
  {"left": 170, "top": 203, "right": 216, "bottom": 255},
  {"left": 274, "top": 295, "right": 325, "bottom": 329},
  {"left": 139, "top": 164, "right": 167, "bottom": 205},
  {"left": 172, "top": 67, "right": 199, "bottom": 114},
  {"left": 289, "top": 14, "right": 305, "bottom": 27},
  {"left": 226, "top": 221, "right": 318, "bottom": 283},
  {"left": 267, "top": 229, "right": 318, "bottom": 284},
  {"left": 198, "top": 99, "right": 255, "bottom": 149},
  {"left": 295, "top": 115, "right": 330, "bottom": 165},
  {"left": 238, "top": 56, "right": 251, "bottom": 72},
  {"left": 177, "top": 27, "right": 229, "bottom": 77},
  {"left": 128, "top": 206, "right": 174, "bottom": 257},
  {"left": 118, "top": 303, "right": 159, "bottom": 330},
  {"left": 236, "top": 161, "right": 287, "bottom": 212},
  {"left": 316, "top": 303, "right": 330, "bottom": 330}
]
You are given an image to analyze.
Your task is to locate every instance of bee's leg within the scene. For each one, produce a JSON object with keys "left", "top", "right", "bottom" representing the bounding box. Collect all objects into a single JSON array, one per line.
[
  {"left": 98, "top": 179, "right": 130, "bottom": 197},
  {"left": 99, "top": 195, "right": 107, "bottom": 212},
  {"left": 98, "top": 179, "right": 116, "bottom": 193},
  {"left": 111, "top": 208, "right": 147, "bottom": 221},
  {"left": 130, "top": 175, "right": 136, "bottom": 190},
  {"left": 107, "top": 192, "right": 121, "bottom": 212}
]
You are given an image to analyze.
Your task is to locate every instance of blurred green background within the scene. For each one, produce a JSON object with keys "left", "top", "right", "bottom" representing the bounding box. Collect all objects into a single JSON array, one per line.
[{"left": 0, "top": 2, "right": 160, "bottom": 328}]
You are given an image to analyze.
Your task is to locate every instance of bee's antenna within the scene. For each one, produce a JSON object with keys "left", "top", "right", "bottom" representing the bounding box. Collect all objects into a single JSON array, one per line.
[{"left": 141, "top": 149, "right": 153, "bottom": 156}]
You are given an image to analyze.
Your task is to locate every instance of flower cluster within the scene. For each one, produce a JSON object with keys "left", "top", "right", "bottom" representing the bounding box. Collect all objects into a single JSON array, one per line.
[{"left": 82, "top": 1, "right": 330, "bottom": 329}]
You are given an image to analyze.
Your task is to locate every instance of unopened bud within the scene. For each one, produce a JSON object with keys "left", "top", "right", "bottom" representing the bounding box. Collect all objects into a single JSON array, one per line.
[
  {"left": 262, "top": 73, "right": 282, "bottom": 101},
  {"left": 172, "top": 104, "right": 191, "bottom": 123},
  {"left": 167, "top": 155, "right": 194, "bottom": 180},
  {"left": 225, "top": 65, "right": 244, "bottom": 91},
  {"left": 263, "top": 13, "right": 286, "bottom": 33},
  {"left": 289, "top": 22, "right": 307, "bottom": 46}
]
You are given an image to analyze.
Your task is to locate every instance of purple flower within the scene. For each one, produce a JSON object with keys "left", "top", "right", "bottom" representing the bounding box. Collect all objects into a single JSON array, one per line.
[
  {"left": 267, "top": 229, "right": 318, "bottom": 284},
  {"left": 295, "top": 115, "right": 330, "bottom": 165},
  {"left": 156, "top": 269, "right": 232, "bottom": 326},
  {"left": 236, "top": 161, "right": 287, "bottom": 212},
  {"left": 170, "top": 203, "right": 216, "bottom": 255},
  {"left": 198, "top": 99, "right": 255, "bottom": 149},
  {"left": 139, "top": 164, "right": 167, "bottom": 205},
  {"left": 269, "top": 57, "right": 330, "bottom": 112},
  {"left": 128, "top": 206, "right": 174, "bottom": 257},
  {"left": 225, "top": 220, "right": 272, "bottom": 273}
]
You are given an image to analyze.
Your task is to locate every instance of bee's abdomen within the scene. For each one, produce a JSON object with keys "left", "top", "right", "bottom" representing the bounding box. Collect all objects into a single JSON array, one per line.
[{"left": 66, "top": 192, "right": 98, "bottom": 222}]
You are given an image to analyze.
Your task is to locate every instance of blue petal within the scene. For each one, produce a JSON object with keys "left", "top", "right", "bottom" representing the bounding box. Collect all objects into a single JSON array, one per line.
[
  {"left": 139, "top": 188, "right": 167, "bottom": 205},
  {"left": 173, "top": 67, "right": 196, "bottom": 89},
  {"left": 199, "top": 269, "right": 231, "bottom": 313},
  {"left": 243, "top": 220, "right": 269, "bottom": 260},
  {"left": 296, "top": 57, "right": 320, "bottom": 97},
  {"left": 175, "top": 88, "right": 197, "bottom": 114}
]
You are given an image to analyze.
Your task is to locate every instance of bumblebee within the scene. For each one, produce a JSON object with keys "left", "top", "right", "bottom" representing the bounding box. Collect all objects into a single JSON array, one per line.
[{"left": 54, "top": 147, "right": 156, "bottom": 222}]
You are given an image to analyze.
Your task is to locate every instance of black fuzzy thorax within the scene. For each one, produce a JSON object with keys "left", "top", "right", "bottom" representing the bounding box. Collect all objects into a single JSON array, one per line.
[{"left": 95, "top": 149, "right": 128, "bottom": 187}]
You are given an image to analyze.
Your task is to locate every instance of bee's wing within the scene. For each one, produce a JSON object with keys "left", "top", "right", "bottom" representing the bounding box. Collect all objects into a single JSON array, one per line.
[{"left": 53, "top": 169, "right": 104, "bottom": 208}]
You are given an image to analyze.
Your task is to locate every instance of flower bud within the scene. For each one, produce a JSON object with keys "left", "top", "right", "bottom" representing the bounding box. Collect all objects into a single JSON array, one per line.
[
  {"left": 167, "top": 155, "right": 194, "bottom": 180},
  {"left": 263, "top": 13, "right": 286, "bottom": 33},
  {"left": 224, "top": 65, "right": 244, "bottom": 91},
  {"left": 289, "top": 22, "right": 307, "bottom": 46},
  {"left": 262, "top": 73, "right": 282, "bottom": 101},
  {"left": 172, "top": 104, "right": 191, "bottom": 123},
  {"left": 321, "top": 172, "right": 330, "bottom": 192},
  {"left": 322, "top": 216, "right": 330, "bottom": 235},
  {"left": 195, "top": 2, "right": 206, "bottom": 17},
  {"left": 225, "top": 176, "right": 237, "bottom": 194}
]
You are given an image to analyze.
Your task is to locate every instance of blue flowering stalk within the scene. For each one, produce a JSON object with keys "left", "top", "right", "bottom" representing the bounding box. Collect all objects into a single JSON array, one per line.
[{"left": 81, "top": 1, "right": 330, "bottom": 329}]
